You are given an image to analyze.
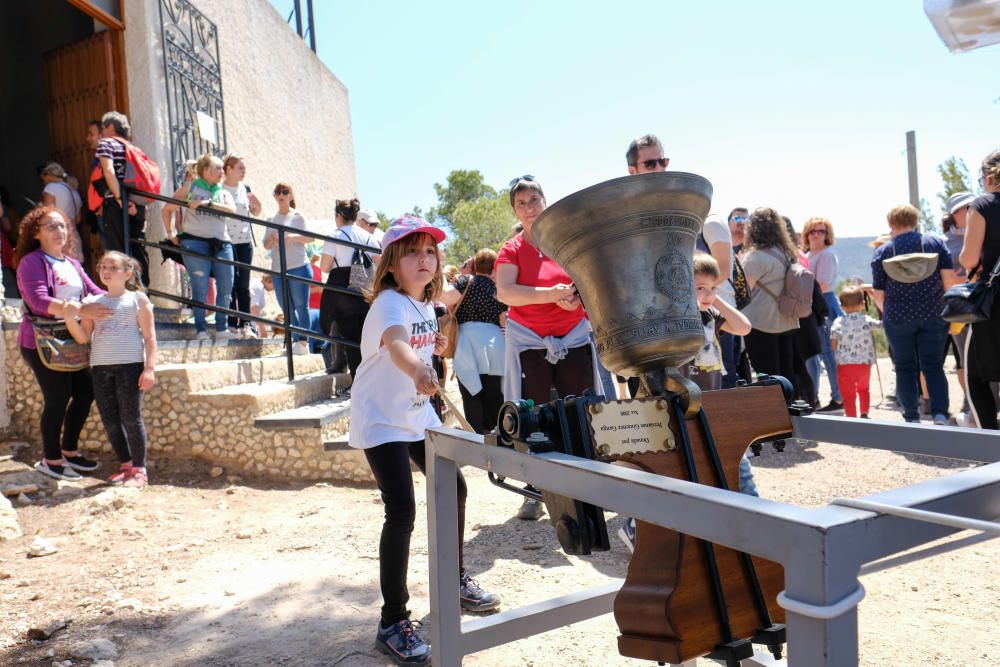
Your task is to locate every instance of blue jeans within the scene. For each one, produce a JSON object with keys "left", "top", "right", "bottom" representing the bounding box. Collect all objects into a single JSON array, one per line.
[
  {"left": 273, "top": 264, "right": 312, "bottom": 342},
  {"left": 884, "top": 318, "right": 950, "bottom": 420},
  {"left": 180, "top": 237, "right": 234, "bottom": 333},
  {"left": 806, "top": 293, "right": 842, "bottom": 403}
]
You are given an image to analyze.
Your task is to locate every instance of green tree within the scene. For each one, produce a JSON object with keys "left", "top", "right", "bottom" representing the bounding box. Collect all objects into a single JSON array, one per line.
[
  {"left": 936, "top": 157, "right": 976, "bottom": 210},
  {"left": 429, "top": 170, "right": 497, "bottom": 224},
  {"left": 918, "top": 197, "right": 937, "bottom": 233},
  {"left": 445, "top": 194, "right": 517, "bottom": 264}
]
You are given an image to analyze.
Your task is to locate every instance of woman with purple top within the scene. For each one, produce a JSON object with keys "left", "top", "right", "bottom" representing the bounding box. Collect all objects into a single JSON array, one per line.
[{"left": 16, "top": 206, "right": 111, "bottom": 481}]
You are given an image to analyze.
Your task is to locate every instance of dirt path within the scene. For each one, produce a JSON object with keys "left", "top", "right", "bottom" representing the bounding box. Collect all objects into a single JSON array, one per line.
[{"left": 2, "top": 359, "right": 998, "bottom": 666}]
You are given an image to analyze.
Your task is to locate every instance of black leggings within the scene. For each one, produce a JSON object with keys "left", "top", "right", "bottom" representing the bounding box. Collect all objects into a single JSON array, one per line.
[
  {"left": 91, "top": 363, "right": 148, "bottom": 467},
  {"left": 458, "top": 375, "right": 504, "bottom": 435},
  {"left": 364, "top": 440, "right": 468, "bottom": 626},
  {"left": 966, "top": 326, "right": 999, "bottom": 429},
  {"left": 21, "top": 347, "right": 94, "bottom": 460},
  {"left": 228, "top": 242, "right": 254, "bottom": 329},
  {"left": 744, "top": 329, "right": 797, "bottom": 384}
]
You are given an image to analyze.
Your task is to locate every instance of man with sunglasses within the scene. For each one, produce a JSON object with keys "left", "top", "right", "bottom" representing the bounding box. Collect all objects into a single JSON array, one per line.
[
  {"left": 626, "top": 134, "right": 670, "bottom": 174},
  {"left": 357, "top": 208, "right": 383, "bottom": 247},
  {"left": 728, "top": 208, "right": 749, "bottom": 254}
]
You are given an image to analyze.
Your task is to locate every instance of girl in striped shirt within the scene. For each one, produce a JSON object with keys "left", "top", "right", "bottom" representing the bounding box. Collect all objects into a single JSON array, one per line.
[{"left": 67, "top": 251, "right": 157, "bottom": 488}]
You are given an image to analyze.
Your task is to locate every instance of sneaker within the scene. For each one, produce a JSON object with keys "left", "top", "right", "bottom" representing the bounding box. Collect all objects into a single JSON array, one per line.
[
  {"left": 375, "top": 618, "right": 431, "bottom": 665},
  {"left": 860, "top": 413, "right": 870, "bottom": 419},
  {"left": 124, "top": 468, "right": 147, "bottom": 489},
  {"left": 63, "top": 453, "right": 99, "bottom": 472},
  {"left": 816, "top": 400, "right": 844, "bottom": 414},
  {"left": 516, "top": 497, "right": 544, "bottom": 521},
  {"left": 905, "top": 417, "right": 921, "bottom": 424},
  {"left": 108, "top": 462, "right": 133, "bottom": 485},
  {"left": 460, "top": 572, "right": 500, "bottom": 612},
  {"left": 618, "top": 517, "right": 636, "bottom": 553},
  {"left": 196, "top": 330, "right": 211, "bottom": 341},
  {"left": 933, "top": 413, "right": 949, "bottom": 426},
  {"left": 214, "top": 329, "right": 239, "bottom": 340},
  {"left": 292, "top": 341, "right": 310, "bottom": 356},
  {"left": 958, "top": 411, "right": 976, "bottom": 428},
  {"left": 334, "top": 386, "right": 351, "bottom": 399},
  {"left": 34, "top": 460, "right": 81, "bottom": 481}
]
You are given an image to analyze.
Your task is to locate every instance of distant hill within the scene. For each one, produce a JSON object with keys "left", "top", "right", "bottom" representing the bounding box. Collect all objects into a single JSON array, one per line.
[{"left": 833, "top": 236, "right": 878, "bottom": 284}]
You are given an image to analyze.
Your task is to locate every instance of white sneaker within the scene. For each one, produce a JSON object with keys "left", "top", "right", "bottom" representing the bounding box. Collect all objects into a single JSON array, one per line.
[
  {"left": 195, "top": 330, "right": 211, "bottom": 341},
  {"left": 292, "top": 341, "right": 310, "bottom": 356},
  {"left": 214, "top": 330, "right": 240, "bottom": 340},
  {"left": 957, "top": 411, "right": 975, "bottom": 428}
]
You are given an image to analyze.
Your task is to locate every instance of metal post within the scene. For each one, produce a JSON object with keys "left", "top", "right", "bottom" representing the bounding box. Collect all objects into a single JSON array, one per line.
[
  {"left": 277, "top": 228, "right": 294, "bottom": 380},
  {"left": 426, "top": 438, "right": 463, "bottom": 667},
  {"left": 293, "top": 0, "right": 303, "bottom": 38},
  {"left": 906, "top": 130, "right": 919, "bottom": 208},
  {"left": 306, "top": 0, "right": 316, "bottom": 52}
]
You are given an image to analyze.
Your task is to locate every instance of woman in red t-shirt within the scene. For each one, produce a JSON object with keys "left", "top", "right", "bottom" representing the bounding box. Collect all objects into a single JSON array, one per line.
[{"left": 495, "top": 176, "right": 599, "bottom": 520}]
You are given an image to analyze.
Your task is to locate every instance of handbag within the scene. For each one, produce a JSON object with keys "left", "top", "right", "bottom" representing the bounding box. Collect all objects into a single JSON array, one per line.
[
  {"left": 27, "top": 313, "right": 90, "bottom": 372},
  {"left": 941, "top": 256, "right": 1000, "bottom": 323},
  {"left": 336, "top": 230, "right": 374, "bottom": 293},
  {"left": 882, "top": 235, "right": 939, "bottom": 284},
  {"left": 438, "top": 277, "right": 471, "bottom": 359}
]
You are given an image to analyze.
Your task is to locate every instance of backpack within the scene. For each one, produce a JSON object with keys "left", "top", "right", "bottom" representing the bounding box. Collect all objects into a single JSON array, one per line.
[
  {"left": 87, "top": 138, "right": 162, "bottom": 210},
  {"left": 756, "top": 248, "right": 815, "bottom": 318}
]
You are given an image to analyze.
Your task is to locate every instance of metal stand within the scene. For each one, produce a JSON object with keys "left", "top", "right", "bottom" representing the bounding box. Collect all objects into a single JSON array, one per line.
[{"left": 425, "top": 417, "right": 1000, "bottom": 666}]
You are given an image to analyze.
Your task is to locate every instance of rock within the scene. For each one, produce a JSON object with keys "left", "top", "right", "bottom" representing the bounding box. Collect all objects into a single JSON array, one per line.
[
  {"left": 0, "top": 494, "right": 21, "bottom": 541},
  {"left": 0, "top": 571, "right": 11, "bottom": 580},
  {"left": 116, "top": 598, "right": 143, "bottom": 611},
  {"left": 26, "top": 617, "right": 71, "bottom": 640},
  {"left": 94, "top": 661, "right": 116, "bottom": 667},
  {"left": 69, "top": 637, "right": 118, "bottom": 661},
  {"left": 235, "top": 529, "right": 253, "bottom": 539},
  {"left": 14, "top": 493, "right": 32, "bottom": 506},
  {"left": 27, "top": 536, "right": 58, "bottom": 557},
  {"left": 87, "top": 488, "right": 137, "bottom": 515},
  {"left": 210, "top": 466, "right": 224, "bottom": 478},
  {"left": 1, "top": 483, "right": 38, "bottom": 497},
  {"left": 53, "top": 483, "right": 85, "bottom": 499}
]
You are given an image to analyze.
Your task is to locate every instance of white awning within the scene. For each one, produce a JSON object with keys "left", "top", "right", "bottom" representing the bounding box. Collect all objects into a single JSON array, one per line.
[{"left": 925, "top": 0, "right": 1000, "bottom": 52}]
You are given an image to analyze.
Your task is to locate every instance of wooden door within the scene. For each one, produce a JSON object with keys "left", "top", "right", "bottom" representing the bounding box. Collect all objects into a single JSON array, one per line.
[{"left": 43, "top": 30, "right": 126, "bottom": 191}]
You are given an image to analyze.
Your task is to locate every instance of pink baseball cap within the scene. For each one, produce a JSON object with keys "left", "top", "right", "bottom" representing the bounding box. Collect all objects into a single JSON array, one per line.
[{"left": 381, "top": 215, "right": 446, "bottom": 248}]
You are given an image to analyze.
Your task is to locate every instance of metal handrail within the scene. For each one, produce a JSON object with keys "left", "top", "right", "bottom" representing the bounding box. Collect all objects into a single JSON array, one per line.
[{"left": 120, "top": 185, "right": 379, "bottom": 381}]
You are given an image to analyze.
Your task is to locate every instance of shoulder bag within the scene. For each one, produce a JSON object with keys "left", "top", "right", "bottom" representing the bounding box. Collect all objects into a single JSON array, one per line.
[
  {"left": 438, "top": 277, "right": 471, "bottom": 359},
  {"left": 941, "top": 255, "right": 1000, "bottom": 323},
  {"left": 24, "top": 304, "right": 90, "bottom": 372}
]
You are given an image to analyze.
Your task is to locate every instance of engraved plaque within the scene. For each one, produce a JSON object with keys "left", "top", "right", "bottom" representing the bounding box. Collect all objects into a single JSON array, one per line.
[{"left": 587, "top": 398, "right": 675, "bottom": 457}]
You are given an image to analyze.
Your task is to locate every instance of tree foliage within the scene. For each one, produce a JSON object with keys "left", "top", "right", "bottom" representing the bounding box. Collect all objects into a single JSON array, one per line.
[
  {"left": 445, "top": 194, "right": 517, "bottom": 264},
  {"left": 936, "top": 157, "right": 976, "bottom": 210},
  {"left": 918, "top": 197, "right": 937, "bottom": 234},
  {"left": 430, "top": 170, "right": 497, "bottom": 223}
]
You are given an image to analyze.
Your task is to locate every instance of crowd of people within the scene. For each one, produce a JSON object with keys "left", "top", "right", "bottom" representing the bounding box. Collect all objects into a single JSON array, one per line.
[{"left": 5, "top": 114, "right": 1000, "bottom": 666}]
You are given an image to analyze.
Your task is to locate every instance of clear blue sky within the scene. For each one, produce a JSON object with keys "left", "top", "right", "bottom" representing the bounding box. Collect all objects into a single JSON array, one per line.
[{"left": 270, "top": 1, "right": 998, "bottom": 238}]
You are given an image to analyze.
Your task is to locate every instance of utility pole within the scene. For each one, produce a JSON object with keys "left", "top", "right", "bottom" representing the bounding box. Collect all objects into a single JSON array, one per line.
[{"left": 906, "top": 130, "right": 919, "bottom": 208}]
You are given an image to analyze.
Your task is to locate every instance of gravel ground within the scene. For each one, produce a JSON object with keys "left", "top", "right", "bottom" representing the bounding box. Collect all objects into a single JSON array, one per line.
[{"left": 1, "top": 357, "right": 997, "bottom": 666}]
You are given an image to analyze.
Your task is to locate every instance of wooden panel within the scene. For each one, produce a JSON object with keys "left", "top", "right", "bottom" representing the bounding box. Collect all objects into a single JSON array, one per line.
[{"left": 43, "top": 30, "right": 126, "bottom": 195}]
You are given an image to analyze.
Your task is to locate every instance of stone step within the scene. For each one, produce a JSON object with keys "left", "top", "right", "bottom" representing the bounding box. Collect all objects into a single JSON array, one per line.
[
  {"left": 191, "top": 371, "right": 348, "bottom": 416},
  {"left": 255, "top": 397, "right": 351, "bottom": 430},
  {"left": 158, "top": 353, "right": 329, "bottom": 393},
  {"left": 156, "top": 336, "right": 292, "bottom": 363},
  {"left": 323, "top": 440, "right": 351, "bottom": 452}
]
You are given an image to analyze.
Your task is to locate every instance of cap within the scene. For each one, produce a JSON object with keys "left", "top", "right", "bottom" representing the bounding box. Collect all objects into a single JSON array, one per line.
[
  {"left": 946, "top": 192, "right": 975, "bottom": 213},
  {"left": 358, "top": 209, "right": 379, "bottom": 226},
  {"left": 381, "top": 215, "right": 446, "bottom": 248}
]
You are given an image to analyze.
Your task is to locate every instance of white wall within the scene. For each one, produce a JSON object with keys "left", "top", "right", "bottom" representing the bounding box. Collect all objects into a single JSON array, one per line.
[{"left": 124, "top": 0, "right": 357, "bottom": 299}]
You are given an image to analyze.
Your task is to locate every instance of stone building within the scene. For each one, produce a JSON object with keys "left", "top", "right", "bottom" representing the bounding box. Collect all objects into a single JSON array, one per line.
[{"left": 0, "top": 0, "right": 356, "bottom": 439}]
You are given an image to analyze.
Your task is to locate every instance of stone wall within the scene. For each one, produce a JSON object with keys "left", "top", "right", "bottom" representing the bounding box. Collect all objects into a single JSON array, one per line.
[
  {"left": 2, "top": 324, "right": 371, "bottom": 484},
  {"left": 123, "top": 0, "right": 357, "bottom": 304}
]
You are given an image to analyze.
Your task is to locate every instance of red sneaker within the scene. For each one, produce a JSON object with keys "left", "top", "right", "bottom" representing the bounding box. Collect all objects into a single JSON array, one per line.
[{"left": 108, "top": 462, "right": 133, "bottom": 485}]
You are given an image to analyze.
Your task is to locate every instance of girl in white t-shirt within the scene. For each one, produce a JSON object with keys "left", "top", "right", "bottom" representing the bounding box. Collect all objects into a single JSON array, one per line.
[{"left": 350, "top": 216, "right": 498, "bottom": 664}]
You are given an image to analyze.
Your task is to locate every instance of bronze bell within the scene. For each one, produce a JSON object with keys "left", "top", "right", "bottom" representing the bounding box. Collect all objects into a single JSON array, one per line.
[{"left": 532, "top": 171, "right": 713, "bottom": 379}]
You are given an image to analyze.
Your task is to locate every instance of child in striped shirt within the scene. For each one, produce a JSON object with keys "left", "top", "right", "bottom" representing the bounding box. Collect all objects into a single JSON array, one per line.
[{"left": 66, "top": 251, "right": 157, "bottom": 488}]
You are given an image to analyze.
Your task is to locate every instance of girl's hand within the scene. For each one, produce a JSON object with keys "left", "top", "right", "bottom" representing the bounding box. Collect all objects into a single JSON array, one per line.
[
  {"left": 188, "top": 198, "right": 208, "bottom": 210},
  {"left": 433, "top": 332, "right": 448, "bottom": 355},
  {"left": 555, "top": 294, "right": 581, "bottom": 311},
  {"left": 413, "top": 364, "right": 438, "bottom": 396},
  {"left": 138, "top": 368, "right": 156, "bottom": 391}
]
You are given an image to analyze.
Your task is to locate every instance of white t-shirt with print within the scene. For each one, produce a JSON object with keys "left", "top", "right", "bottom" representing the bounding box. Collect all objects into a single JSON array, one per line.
[
  {"left": 44, "top": 254, "right": 84, "bottom": 302},
  {"left": 348, "top": 289, "right": 442, "bottom": 449}
]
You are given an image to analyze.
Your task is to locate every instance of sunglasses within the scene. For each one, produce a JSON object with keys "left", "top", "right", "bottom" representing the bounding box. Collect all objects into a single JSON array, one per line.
[
  {"left": 732, "top": 216, "right": 748, "bottom": 223},
  {"left": 274, "top": 187, "right": 290, "bottom": 196},
  {"left": 508, "top": 174, "right": 536, "bottom": 188},
  {"left": 637, "top": 158, "right": 669, "bottom": 170},
  {"left": 809, "top": 228, "right": 828, "bottom": 235},
  {"left": 43, "top": 222, "right": 67, "bottom": 230}
]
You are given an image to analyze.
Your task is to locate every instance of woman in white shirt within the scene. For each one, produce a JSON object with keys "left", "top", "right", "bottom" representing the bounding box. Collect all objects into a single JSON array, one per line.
[
  {"left": 320, "top": 198, "right": 377, "bottom": 378},
  {"left": 262, "top": 182, "right": 312, "bottom": 355},
  {"left": 221, "top": 153, "right": 262, "bottom": 334}
]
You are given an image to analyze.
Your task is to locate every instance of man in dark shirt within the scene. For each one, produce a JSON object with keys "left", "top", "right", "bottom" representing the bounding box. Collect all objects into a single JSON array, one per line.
[{"left": 96, "top": 111, "right": 149, "bottom": 285}]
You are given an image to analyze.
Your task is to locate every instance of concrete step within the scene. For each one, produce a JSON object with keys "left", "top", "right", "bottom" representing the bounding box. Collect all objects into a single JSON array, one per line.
[
  {"left": 156, "top": 336, "right": 291, "bottom": 363},
  {"left": 158, "top": 353, "right": 328, "bottom": 393},
  {"left": 191, "top": 371, "right": 349, "bottom": 416},
  {"left": 254, "top": 397, "right": 351, "bottom": 430}
]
